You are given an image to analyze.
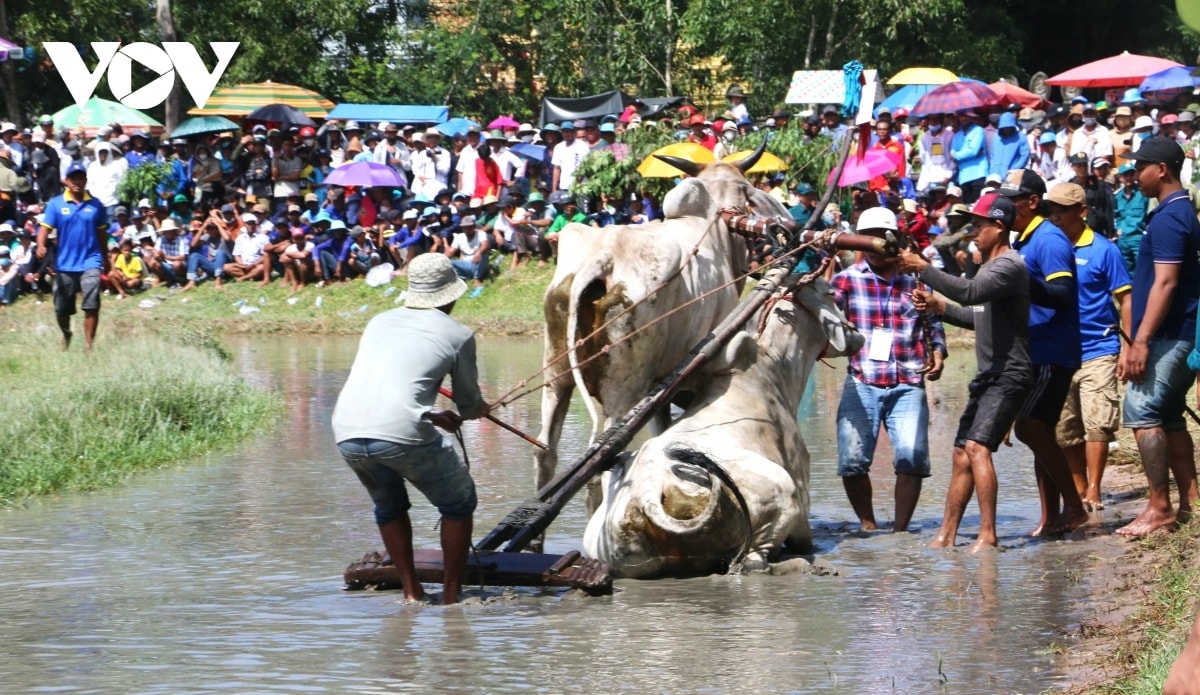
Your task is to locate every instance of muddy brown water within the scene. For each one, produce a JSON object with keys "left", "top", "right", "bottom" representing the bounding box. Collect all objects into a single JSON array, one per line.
[{"left": 0, "top": 334, "right": 1139, "bottom": 693}]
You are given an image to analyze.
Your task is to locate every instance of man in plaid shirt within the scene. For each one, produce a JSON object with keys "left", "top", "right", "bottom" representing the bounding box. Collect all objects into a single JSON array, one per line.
[
  {"left": 152, "top": 218, "right": 190, "bottom": 287},
  {"left": 831, "top": 206, "right": 948, "bottom": 532}
]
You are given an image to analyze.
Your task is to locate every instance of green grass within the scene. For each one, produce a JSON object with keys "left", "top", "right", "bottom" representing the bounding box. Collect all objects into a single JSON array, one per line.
[
  {"left": 0, "top": 327, "right": 281, "bottom": 502},
  {"left": 1093, "top": 521, "right": 1200, "bottom": 694},
  {"left": 0, "top": 262, "right": 555, "bottom": 338}
]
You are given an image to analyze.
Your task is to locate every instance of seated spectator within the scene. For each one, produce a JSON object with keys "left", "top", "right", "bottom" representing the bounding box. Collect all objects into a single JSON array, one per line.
[
  {"left": 387, "top": 209, "right": 425, "bottom": 271},
  {"left": 313, "top": 219, "right": 353, "bottom": 285},
  {"left": 183, "top": 216, "right": 230, "bottom": 291},
  {"left": 0, "top": 245, "right": 17, "bottom": 307},
  {"left": 445, "top": 215, "right": 490, "bottom": 298},
  {"left": 345, "top": 226, "right": 380, "bottom": 279},
  {"left": 152, "top": 218, "right": 189, "bottom": 286},
  {"left": 281, "top": 228, "right": 316, "bottom": 291},
  {"left": 546, "top": 194, "right": 586, "bottom": 255},
  {"left": 108, "top": 237, "right": 146, "bottom": 299},
  {"left": 224, "top": 212, "right": 270, "bottom": 282}
]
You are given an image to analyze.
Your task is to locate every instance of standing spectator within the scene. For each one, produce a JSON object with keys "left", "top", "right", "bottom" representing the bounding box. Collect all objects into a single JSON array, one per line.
[
  {"left": 0, "top": 146, "right": 31, "bottom": 222},
  {"left": 455, "top": 127, "right": 481, "bottom": 195},
  {"left": 897, "top": 193, "right": 1032, "bottom": 553},
  {"left": 1116, "top": 137, "right": 1200, "bottom": 537},
  {"left": 243, "top": 136, "right": 272, "bottom": 201},
  {"left": 988, "top": 112, "right": 1030, "bottom": 181},
  {"left": 1114, "top": 162, "right": 1148, "bottom": 272},
  {"left": 412, "top": 128, "right": 452, "bottom": 199},
  {"left": 831, "top": 207, "right": 947, "bottom": 532},
  {"left": 191, "top": 144, "right": 223, "bottom": 207},
  {"left": 1031, "top": 131, "right": 1071, "bottom": 188},
  {"left": 1000, "top": 169, "right": 1087, "bottom": 537},
  {"left": 271, "top": 138, "right": 303, "bottom": 213},
  {"left": 915, "top": 114, "right": 956, "bottom": 192},
  {"left": 1069, "top": 104, "right": 1114, "bottom": 164},
  {"left": 551, "top": 121, "right": 589, "bottom": 191},
  {"left": 473, "top": 145, "right": 502, "bottom": 199},
  {"left": 1045, "top": 182, "right": 1132, "bottom": 512},
  {"left": 951, "top": 111, "right": 988, "bottom": 203},
  {"left": 38, "top": 162, "right": 109, "bottom": 350}
]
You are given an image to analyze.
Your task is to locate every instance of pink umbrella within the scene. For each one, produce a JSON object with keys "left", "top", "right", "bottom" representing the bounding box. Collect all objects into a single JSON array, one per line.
[
  {"left": 1046, "top": 51, "right": 1183, "bottom": 88},
  {"left": 487, "top": 115, "right": 520, "bottom": 130},
  {"left": 827, "top": 149, "right": 902, "bottom": 188}
]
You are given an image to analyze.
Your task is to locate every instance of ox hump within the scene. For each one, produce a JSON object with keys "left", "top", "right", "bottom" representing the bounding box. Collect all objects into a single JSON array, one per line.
[{"left": 662, "top": 178, "right": 715, "bottom": 219}]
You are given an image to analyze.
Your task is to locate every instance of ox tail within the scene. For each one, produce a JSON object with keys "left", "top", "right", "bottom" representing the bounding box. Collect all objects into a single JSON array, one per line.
[{"left": 565, "top": 252, "right": 613, "bottom": 444}]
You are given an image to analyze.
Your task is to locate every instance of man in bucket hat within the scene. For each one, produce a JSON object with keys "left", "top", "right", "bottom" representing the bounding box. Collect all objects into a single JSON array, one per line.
[{"left": 333, "top": 252, "right": 489, "bottom": 605}]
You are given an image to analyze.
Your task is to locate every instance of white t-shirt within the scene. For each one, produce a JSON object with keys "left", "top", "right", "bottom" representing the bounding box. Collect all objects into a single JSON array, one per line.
[
  {"left": 451, "top": 230, "right": 486, "bottom": 257},
  {"left": 551, "top": 139, "right": 590, "bottom": 190},
  {"left": 232, "top": 231, "right": 270, "bottom": 264},
  {"left": 455, "top": 145, "right": 479, "bottom": 194},
  {"left": 493, "top": 212, "right": 516, "bottom": 242}
]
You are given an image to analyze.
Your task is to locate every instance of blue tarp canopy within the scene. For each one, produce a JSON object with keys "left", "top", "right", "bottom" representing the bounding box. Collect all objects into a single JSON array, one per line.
[{"left": 325, "top": 104, "right": 449, "bottom": 124}]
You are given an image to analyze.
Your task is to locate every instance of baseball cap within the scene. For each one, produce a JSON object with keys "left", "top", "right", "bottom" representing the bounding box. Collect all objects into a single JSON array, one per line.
[
  {"left": 64, "top": 162, "right": 87, "bottom": 177},
  {"left": 969, "top": 192, "right": 1016, "bottom": 227},
  {"left": 1046, "top": 182, "right": 1086, "bottom": 207},
  {"left": 460, "top": 215, "right": 477, "bottom": 227},
  {"left": 1092, "top": 157, "right": 1112, "bottom": 169},
  {"left": 114, "top": 205, "right": 129, "bottom": 216},
  {"left": 1069, "top": 152, "right": 1090, "bottom": 166},
  {"left": 1115, "top": 106, "right": 1133, "bottom": 117},
  {"left": 241, "top": 212, "right": 257, "bottom": 223},
  {"left": 1120, "top": 136, "right": 1186, "bottom": 169},
  {"left": 287, "top": 204, "right": 301, "bottom": 213},
  {"left": 304, "top": 193, "right": 318, "bottom": 203},
  {"left": 402, "top": 208, "right": 418, "bottom": 220},
  {"left": 1118, "top": 163, "right": 1136, "bottom": 175},
  {"left": 946, "top": 184, "right": 962, "bottom": 198},
  {"left": 220, "top": 203, "right": 236, "bottom": 214},
  {"left": 997, "top": 168, "right": 1046, "bottom": 198},
  {"left": 1039, "top": 131, "right": 1057, "bottom": 145},
  {"left": 794, "top": 182, "right": 816, "bottom": 195}
]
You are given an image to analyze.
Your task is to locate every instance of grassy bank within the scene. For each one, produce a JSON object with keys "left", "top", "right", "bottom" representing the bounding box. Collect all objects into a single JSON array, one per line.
[
  {"left": 0, "top": 328, "right": 281, "bottom": 502},
  {"left": 0, "top": 264, "right": 555, "bottom": 338}
]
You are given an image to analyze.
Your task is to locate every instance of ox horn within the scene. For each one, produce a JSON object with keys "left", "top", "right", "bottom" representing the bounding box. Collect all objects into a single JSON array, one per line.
[
  {"left": 654, "top": 154, "right": 704, "bottom": 177},
  {"left": 734, "top": 136, "right": 769, "bottom": 173}
]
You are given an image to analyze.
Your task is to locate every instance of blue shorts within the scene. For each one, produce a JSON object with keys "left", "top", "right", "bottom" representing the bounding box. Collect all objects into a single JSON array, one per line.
[
  {"left": 338, "top": 437, "right": 477, "bottom": 524},
  {"left": 836, "top": 377, "right": 932, "bottom": 478},
  {"left": 1123, "top": 339, "right": 1195, "bottom": 431}
]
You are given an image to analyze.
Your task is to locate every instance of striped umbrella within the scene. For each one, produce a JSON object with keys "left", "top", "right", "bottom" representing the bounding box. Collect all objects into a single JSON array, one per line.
[
  {"left": 912, "top": 81, "right": 1002, "bottom": 117},
  {"left": 51, "top": 96, "right": 162, "bottom": 137},
  {"left": 188, "top": 81, "right": 334, "bottom": 118}
]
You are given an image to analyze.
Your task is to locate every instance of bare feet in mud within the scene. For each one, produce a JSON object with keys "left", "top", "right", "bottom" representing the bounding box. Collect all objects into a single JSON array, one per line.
[
  {"left": 1045, "top": 507, "right": 1090, "bottom": 535},
  {"left": 1115, "top": 507, "right": 1177, "bottom": 537},
  {"left": 968, "top": 538, "right": 999, "bottom": 554},
  {"left": 928, "top": 534, "right": 954, "bottom": 549}
]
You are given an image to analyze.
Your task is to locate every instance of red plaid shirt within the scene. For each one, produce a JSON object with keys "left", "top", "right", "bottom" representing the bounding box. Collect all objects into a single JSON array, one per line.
[{"left": 831, "top": 261, "right": 947, "bottom": 387}]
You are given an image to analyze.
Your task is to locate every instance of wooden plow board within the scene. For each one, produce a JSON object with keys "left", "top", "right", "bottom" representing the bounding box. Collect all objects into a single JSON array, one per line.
[{"left": 344, "top": 549, "right": 613, "bottom": 596}]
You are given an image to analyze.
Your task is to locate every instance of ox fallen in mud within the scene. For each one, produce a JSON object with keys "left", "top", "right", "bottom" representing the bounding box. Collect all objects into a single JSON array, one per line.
[
  {"left": 583, "top": 280, "right": 864, "bottom": 578},
  {"left": 535, "top": 142, "right": 790, "bottom": 496}
]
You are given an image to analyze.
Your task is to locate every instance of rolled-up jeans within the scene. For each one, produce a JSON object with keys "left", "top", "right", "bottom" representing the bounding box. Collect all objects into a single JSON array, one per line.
[
  {"left": 319, "top": 250, "right": 339, "bottom": 280},
  {"left": 0, "top": 279, "right": 16, "bottom": 305},
  {"left": 186, "top": 248, "right": 230, "bottom": 281},
  {"left": 450, "top": 256, "right": 489, "bottom": 282}
]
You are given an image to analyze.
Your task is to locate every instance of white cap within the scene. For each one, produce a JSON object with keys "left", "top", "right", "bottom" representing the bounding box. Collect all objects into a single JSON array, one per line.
[
  {"left": 241, "top": 212, "right": 257, "bottom": 223},
  {"left": 138, "top": 198, "right": 152, "bottom": 208},
  {"left": 403, "top": 208, "right": 418, "bottom": 220},
  {"left": 0, "top": 222, "right": 13, "bottom": 233},
  {"left": 1134, "top": 115, "right": 1155, "bottom": 131},
  {"left": 946, "top": 184, "right": 962, "bottom": 198},
  {"left": 721, "top": 121, "right": 737, "bottom": 132},
  {"left": 856, "top": 206, "right": 899, "bottom": 233}
]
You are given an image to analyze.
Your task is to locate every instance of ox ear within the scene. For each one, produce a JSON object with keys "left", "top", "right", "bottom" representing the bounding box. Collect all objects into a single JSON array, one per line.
[
  {"left": 734, "top": 136, "right": 769, "bottom": 173},
  {"left": 795, "top": 278, "right": 865, "bottom": 357},
  {"left": 711, "top": 331, "right": 758, "bottom": 373},
  {"left": 654, "top": 154, "right": 704, "bottom": 178}
]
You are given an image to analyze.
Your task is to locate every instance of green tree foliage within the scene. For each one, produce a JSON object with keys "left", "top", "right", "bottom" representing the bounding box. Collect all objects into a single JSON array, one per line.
[{"left": 3, "top": 0, "right": 1199, "bottom": 122}]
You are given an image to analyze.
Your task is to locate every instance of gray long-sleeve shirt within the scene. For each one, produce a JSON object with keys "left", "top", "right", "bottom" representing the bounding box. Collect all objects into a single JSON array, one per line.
[
  {"left": 333, "top": 307, "right": 487, "bottom": 445},
  {"left": 919, "top": 249, "right": 1032, "bottom": 382}
]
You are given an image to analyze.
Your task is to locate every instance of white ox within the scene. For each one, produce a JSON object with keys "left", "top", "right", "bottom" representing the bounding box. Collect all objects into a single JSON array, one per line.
[
  {"left": 535, "top": 145, "right": 789, "bottom": 493},
  {"left": 582, "top": 279, "right": 864, "bottom": 578}
]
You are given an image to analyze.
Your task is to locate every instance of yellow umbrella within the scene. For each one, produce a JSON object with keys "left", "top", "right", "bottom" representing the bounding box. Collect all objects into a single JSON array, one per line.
[
  {"left": 637, "top": 142, "right": 716, "bottom": 178},
  {"left": 188, "top": 81, "right": 335, "bottom": 118},
  {"left": 887, "top": 67, "right": 960, "bottom": 86},
  {"left": 721, "top": 150, "right": 787, "bottom": 174}
]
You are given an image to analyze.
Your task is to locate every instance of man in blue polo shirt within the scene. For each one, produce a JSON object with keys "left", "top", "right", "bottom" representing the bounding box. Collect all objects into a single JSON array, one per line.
[
  {"left": 38, "top": 162, "right": 109, "bottom": 350},
  {"left": 1046, "top": 182, "right": 1133, "bottom": 513},
  {"left": 1117, "top": 136, "right": 1200, "bottom": 537},
  {"left": 998, "top": 168, "right": 1088, "bottom": 536}
]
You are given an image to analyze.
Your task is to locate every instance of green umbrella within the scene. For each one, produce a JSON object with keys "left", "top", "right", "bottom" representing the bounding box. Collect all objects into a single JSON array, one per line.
[
  {"left": 51, "top": 96, "right": 162, "bottom": 137},
  {"left": 171, "top": 116, "right": 239, "bottom": 139}
]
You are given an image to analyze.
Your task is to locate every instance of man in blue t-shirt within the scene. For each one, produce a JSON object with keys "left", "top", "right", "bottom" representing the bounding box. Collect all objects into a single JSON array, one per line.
[
  {"left": 1046, "top": 182, "right": 1133, "bottom": 513},
  {"left": 1117, "top": 137, "right": 1200, "bottom": 537},
  {"left": 998, "top": 168, "right": 1088, "bottom": 537},
  {"left": 37, "top": 162, "right": 109, "bottom": 350}
]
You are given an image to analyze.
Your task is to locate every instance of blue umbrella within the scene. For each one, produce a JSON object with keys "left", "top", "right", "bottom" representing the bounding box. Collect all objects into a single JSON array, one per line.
[
  {"left": 876, "top": 84, "right": 936, "bottom": 116},
  {"left": 510, "top": 142, "right": 546, "bottom": 161},
  {"left": 170, "top": 116, "right": 239, "bottom": 139},
  {"left": 435, "top": 117, "right": 480, "bottom": 137},
  {"left": 1139, "top": 66, "right": 1199, "bottom": 102}
]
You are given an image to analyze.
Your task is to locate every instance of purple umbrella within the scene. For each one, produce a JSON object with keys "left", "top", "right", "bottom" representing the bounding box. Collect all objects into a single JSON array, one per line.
[
  {"left": 911, "top": 81, "right": 1002, "bottom": 117},
  {"left": 324, "top": 161, "right": 406, "bottom": 188}
]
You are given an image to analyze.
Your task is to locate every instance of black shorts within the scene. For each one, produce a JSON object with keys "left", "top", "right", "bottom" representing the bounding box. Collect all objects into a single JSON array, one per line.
[
  {"left": 1019, "top": 364, "right": 1077, "bottom": 427},
  {"left": 955, "top": 373, "right": 1031, "bottom": 451},
  {"left": 54, "top": 268, "right": 101, "bottom": 315}
]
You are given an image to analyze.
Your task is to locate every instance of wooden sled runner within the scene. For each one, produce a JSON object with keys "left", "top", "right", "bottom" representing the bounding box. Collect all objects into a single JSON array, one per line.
[{"left": 344, "top": 549, "right": 613, "bottom": 595}]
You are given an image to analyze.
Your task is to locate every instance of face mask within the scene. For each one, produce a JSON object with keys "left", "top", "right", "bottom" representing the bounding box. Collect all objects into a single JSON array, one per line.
[
  {"left": 303, "top": 138, "right": 315, "bottom": 148},
  {"left": 1083, "top": 118, "right": 1097, "bottom": 127},
  {"left": 520, "top": 135, "right": 533, "bottom": 144},
  {"left": 821, "top": 214, "right": 836, "bottom": 226},
  {"left": 723, "top": 131, "right": 736, "bottom": 141},
  {"left": 197, "top": 153, "right": 208, "bottom": 162},
  {"left": 929, "top": 124, "right": 942, "bottom": 133},
  {"left": 989, "top": 114, "right": 1001, "bottom": 125},
  {"left": 0, "top": 258, "right": 10, "bottom": 267},
  {"left": 1069, "top": 117, "right": 1083, "bottom": 129},
  {"left": 1137, "top": 131, "right": 1151, "bottom": 142}
]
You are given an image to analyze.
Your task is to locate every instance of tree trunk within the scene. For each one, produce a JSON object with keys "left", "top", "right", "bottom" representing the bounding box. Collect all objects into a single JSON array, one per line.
[
  {"left": 821, "top": 1, "right": 839, "bottom": 67},
  {"left": 664, "top": 0, "right": 673, "bottom": 96},
  {"left": 0, "top": 0, "right": 19, "bottom": 124},
  {"left": 804, "top": 13, "right": 817, "bottom": 70},
  {"left": 156, "top": 0, "right": 180, "bottom": 133}
]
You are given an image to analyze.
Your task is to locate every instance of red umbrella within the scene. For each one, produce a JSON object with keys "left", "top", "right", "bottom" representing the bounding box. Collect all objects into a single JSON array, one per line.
[
  {"left": 487, "top": 115, "right": 520, "bottom": 129},
  {"left": 1046, "top": 51, "right": 1183, "bottom": 88},
  {"left": 911, "top": 81, "right": 1002, "bottom": 117},
  {"left": 827, "top": 149, "right": 902, "bottom": 188},
  {"left": 988, "top": 80, "right": 1046, "bottom": 109}
]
